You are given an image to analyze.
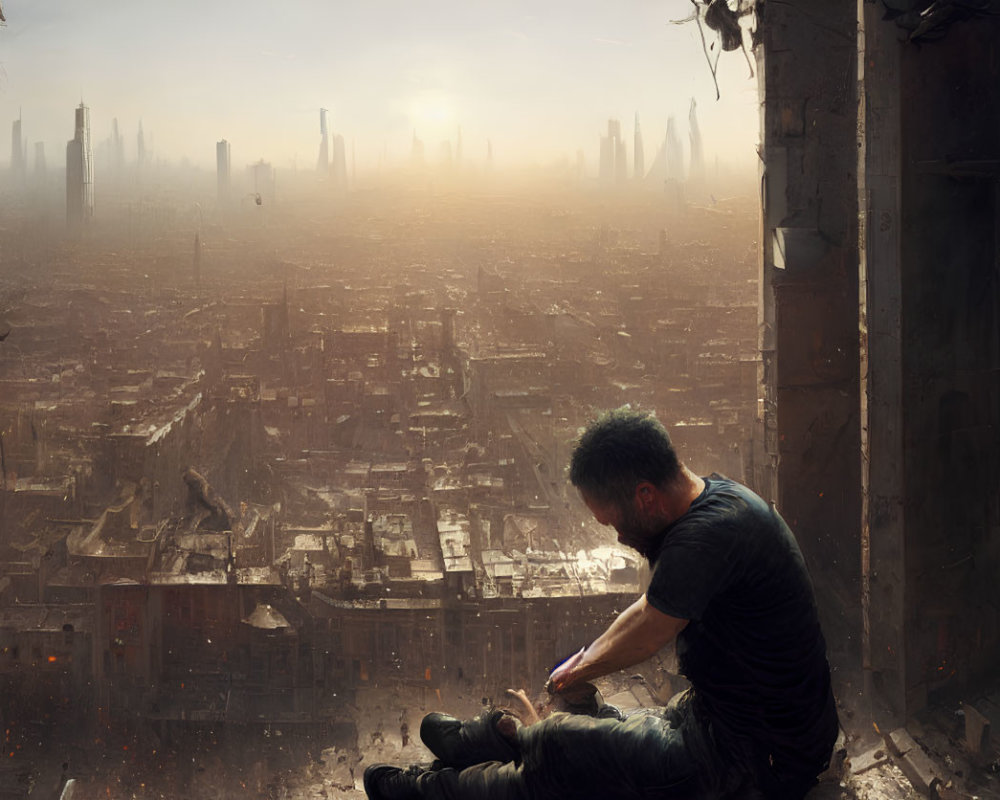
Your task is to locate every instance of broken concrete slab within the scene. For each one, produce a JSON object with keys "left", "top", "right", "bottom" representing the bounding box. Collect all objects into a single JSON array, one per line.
[
  {"left": 850, "top": 743, "right": 890, "bottom": 775},
  {"left": 883, "top": 728, "right": 946, "bottom": 796},
  {"left": 886, "top": 727, "right": 918, "bottom": 757},
  {"left": 898, "top": 744, "right": 944, "bottom": 796}
]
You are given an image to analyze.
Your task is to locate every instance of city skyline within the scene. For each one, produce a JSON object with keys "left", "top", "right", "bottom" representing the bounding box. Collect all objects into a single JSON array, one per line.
[{"left": 0, "top": 0, "right": 758, "bottom": 172}]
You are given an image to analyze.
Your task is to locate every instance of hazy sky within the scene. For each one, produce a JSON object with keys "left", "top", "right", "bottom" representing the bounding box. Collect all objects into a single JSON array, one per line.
[{"left": 0, "top": 0, "right": 759, "bottom": 172}]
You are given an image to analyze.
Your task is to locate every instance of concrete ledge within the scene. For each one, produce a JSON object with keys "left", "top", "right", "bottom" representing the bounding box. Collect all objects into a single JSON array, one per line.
[{"left": 884, "top": 728, "right": 944, "bottom": 796}]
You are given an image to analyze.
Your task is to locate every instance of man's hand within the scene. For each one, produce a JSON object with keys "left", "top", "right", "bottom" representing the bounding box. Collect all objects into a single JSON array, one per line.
[
  {"left": 545, "top": 596, "right": 688, "bottom": 692},
  {"left": 546, "top": 647, "right": 586, "bottom": 693},
  {"left": 504, "top": 689, "right": 541, "bottom": 725}
]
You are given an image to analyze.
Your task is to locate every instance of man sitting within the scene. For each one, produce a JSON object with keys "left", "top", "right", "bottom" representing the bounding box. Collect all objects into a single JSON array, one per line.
[{"left": 365, "top": 408, "right": 839, "bottom": 799}]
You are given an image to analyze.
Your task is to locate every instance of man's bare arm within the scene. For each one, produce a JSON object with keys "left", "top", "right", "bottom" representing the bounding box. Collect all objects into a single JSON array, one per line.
[
  {"left": 504, "top": 688, "right": 541, "bottom": 725},
  {"left": 548, "top": 594, "right": 687, "bottom": 691}
]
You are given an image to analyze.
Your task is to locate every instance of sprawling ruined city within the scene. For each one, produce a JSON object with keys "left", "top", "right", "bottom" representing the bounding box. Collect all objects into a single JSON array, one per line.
[
  {"left": 0, "top": 109, "right": 766, "bottom": 797},
  {"left": 3, "top": 3, "right": 1000, "bottom": 800}
]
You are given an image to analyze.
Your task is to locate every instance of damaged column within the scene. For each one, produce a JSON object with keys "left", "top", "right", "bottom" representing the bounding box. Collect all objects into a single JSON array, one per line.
[{"left": 756, "top": 0, "right": 862, "bottom": 690}]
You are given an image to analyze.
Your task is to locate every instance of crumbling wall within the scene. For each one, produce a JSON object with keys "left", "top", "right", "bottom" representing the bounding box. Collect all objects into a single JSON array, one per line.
[
  {"left": 898, "top": 17, "right": 1000, "bottom": 706},
  {"left": 757, "top": 0, "right": 862, "bottom": 689}
]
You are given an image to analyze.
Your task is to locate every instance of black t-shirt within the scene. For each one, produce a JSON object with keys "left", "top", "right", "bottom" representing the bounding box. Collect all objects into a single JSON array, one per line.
[{"left": 646, "top": 475, "right": 838, "bottom": 780}]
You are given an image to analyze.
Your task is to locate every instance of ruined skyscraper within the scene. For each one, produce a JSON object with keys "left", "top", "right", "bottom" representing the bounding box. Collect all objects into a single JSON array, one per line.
[
  {"left": 647, "top": 117, "right": 684, "bottom": 184},
  {"left": 599, "top": 118, "right": 627, "bottom": 185},
  {"left": 216, "top": 138, "right": 231, "bottom": 201},
  {"left": 688, "top": 98, "right": 704, "bottom": 185},
  {"left": 633, "top": 113, "right": 644, "bottom": 180},
  {"left": 136, "top": 120, "right": 146, "bottom": 168},
  {"left": 66, "top": 103, "right": 94, "bottom": 228},
  {"left": 643, "top": 117, "right": 685, "bottom": 207},
  {"left": 110, "top": 118, "right": 125, "bottom": 176},
  {"left": 10, "top": 115, "right": 25, "bottom": 186},
  {"left": 317, "top": 108, "right": 329, "bottom": 176}
]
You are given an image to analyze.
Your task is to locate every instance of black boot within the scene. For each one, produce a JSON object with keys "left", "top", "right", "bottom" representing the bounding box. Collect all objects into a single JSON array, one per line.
[
  {"left": 363, "top": 763, "right": 426, "bottom": 800},
  {"left": 419, "top": 709, "right": 519, "bottom": 769}
]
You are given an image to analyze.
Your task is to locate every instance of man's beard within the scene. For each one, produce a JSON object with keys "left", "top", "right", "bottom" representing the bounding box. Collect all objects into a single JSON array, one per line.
[{"left": 615, "top": 502, "right": 663, "bottom": 561}]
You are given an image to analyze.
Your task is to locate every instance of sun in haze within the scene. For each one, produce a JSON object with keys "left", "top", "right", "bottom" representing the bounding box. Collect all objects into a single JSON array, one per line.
[{"left": 409, "top": 90, "right": 458, "bottom": 147}]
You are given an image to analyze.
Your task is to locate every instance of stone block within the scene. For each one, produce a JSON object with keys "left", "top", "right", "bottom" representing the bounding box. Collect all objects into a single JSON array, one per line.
[
  {"left": 849, "top": 744, "right": 889, "bottom": 775},
  {"left": 886, "top": 727, "right": 917, "bottom": 757},
  {"left": 898, "top": 744, "right": 944, "bottom": 796}
]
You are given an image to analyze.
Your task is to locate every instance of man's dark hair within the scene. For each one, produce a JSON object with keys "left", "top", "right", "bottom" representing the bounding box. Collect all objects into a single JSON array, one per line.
[{"left": 569, "top": 407, "right": 681, "bottom": 508}]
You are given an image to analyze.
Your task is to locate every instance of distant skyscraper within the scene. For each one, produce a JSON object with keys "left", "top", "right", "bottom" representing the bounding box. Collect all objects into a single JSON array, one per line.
[
  {"left": 317, "top": 108, "right": 329, "bottom": 175},
  {"left": 11, "top": 115, "right": 25, "bottom": 185},
  {"left": 599, "top": 118, "right": 626, "bottom": 185},
  {"left": 137, "top": 120, "right": 146, "bottom": 168},
  {"left": 249, "top": 158, "right": 276, "bottom": 206},
  {"left": 608, "top": 118, "right": 621, "bottom": 142},
  {"left": 644, "top": 116, "right": 684, "bottom": 188},
  {"left": 456, "top": 126, "right": 463, "bottom": 166},
  {"left": 633, "top": 113, "right": 644, "bottom": 180},
  {"left": 331, "top": 134, "right": 347, "bottom": 186},
  {"left": 615, "top": 137, "right": 627, "bottom": 183},
  {"left": 110, "top": 118, "right": 125, "bottom": 175},
  {"left": 599, "top": 134, "right": 613, "bottom": 182},
  {"left": 66, "top": 103, "right": 94, "bottom": 229},
  {"left": 688, "top": 98, "right": 705, "bottom": 184},
  {"left": 216, "top": 139, "right": 231, "bottom": 201}
]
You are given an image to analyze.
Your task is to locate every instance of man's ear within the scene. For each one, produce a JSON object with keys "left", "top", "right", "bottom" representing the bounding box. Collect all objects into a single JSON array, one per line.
[{"left": 635, "top": 481, "right": 656, "bottom": 512}]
